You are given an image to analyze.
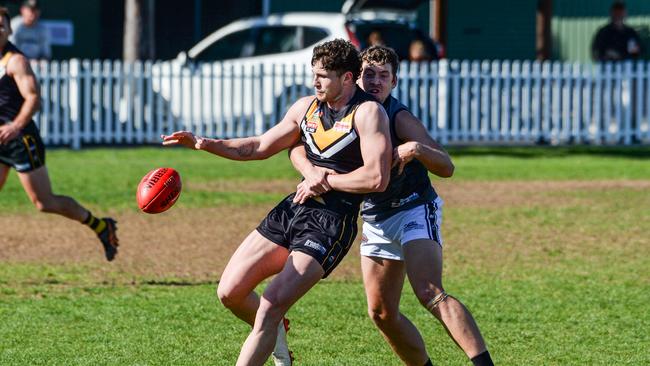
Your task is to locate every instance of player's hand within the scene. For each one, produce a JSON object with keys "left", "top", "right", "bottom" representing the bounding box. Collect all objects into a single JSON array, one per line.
[
  {"left": 303, "top": 166, "right": 335, "bottom": 194},
  {"left": 294, "top": 180, "right": 322, "bottom": 205},
  {"left": 161, "top": 131, "right": 200, "bottom": 150},
  {"left": 393, "top": 141, "right": 420, "bottom": 175},
  {"left": 293, "top": 166, "right": 336, "bottom": 204},
  {"left": 0, "top": 122, "right": 21, "bottom": 144}
]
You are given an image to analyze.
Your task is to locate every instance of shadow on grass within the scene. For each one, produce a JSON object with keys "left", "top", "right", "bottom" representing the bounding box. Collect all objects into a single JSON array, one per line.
[{"left": 448, "top": 145, "right": 650, "bottom": 159}]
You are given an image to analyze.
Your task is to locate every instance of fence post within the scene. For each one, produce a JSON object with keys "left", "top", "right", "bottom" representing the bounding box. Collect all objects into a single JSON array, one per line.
[
  {"left": 437, "top": 60, "right": 448, "bottom": 144},
  {"left": 68, "top": 59, "right": 81, "bottom": 150}
]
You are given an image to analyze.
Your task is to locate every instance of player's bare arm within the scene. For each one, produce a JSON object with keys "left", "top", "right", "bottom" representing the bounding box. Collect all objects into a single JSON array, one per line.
[
  {"left": 162, "top": 96, "right": 312, "bottom": 160},
  {"left": 0, "top": 54, "right": 39, "bottom": 144},
  {"left": 315, "top": 101, "right": 391, "bottom": 193},
  {"left": 393, "top": 110, "right": 454, "bottom": 177}
]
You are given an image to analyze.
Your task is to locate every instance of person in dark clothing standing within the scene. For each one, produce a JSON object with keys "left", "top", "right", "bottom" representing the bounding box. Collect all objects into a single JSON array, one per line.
[
  {"left": 591, "top": 1, "right": 642, "bottom": 61},
  {"left": 0, "top": 7, "right": 119, "bottom": 261}
]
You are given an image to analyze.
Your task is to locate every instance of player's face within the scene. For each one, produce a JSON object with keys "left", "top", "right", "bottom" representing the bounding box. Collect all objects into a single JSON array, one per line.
[
  {"left": 360, "top": 61, "right": 396, "bottom": 104},
  {"left": 0, "top": 16, "right": 11, "bottom": 45},
  {"left": 312, "top": 61, "right": 347, "bottom": 103}
]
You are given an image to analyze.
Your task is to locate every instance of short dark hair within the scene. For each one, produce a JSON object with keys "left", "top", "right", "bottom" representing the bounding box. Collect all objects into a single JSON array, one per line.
[
  {"left": 611, "top": 1, "right": 625, "bottom": 10},
  {"left": 311, "top": 39, "right": 362, "bottom": 81},
  {"left": 22, "top": 0, "right": 39, "bottom": 9},
  {"left": 0, "top": 7, "right": 10, "bottom": 23},
  {"left": 360, "top": 45, "right": 400, "bottom": 76}
]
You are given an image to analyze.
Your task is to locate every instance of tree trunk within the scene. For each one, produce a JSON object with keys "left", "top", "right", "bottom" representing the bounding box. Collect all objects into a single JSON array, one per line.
[{"left": 123, "top": 0, "right": 142, "bottom": 61}]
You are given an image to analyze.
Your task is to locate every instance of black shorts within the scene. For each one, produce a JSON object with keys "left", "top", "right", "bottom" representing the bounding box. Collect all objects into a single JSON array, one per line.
[
  {"left": 0, "top": 123, "right": 45, "bottom": 173},
  {"left": 257, "top": 193, "right": 358, "bottom": 278}
]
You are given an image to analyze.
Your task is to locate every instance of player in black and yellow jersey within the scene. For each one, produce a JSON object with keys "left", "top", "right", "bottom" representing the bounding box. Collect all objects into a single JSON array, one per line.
[
  {"left": 0, "top": 8, "right": 118, "bottom": 261},
  {"left": 290, "top": 46, "right": 494, "bottom": 366},
  {"left": 162, "top": 39, "right": 392, "bottom": 366}
]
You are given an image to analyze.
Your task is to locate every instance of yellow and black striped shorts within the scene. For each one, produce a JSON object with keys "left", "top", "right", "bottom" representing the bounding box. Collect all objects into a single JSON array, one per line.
[{"left": 0, "top": 123, "right": 45, "bottom": 172}]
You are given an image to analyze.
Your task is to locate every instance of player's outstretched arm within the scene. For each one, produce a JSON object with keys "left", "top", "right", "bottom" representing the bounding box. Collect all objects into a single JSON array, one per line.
[
  {"left": 393, "top": 110, "right": 454, "bottom": 177},
  {"left": 325, "top": 101, "right": 392, "bottom": 193},
  {"left": 0, "top": 54, "right": 40, "bottom": 144},
  {"left": 162, "top": 97, "right": 312, "bottom": 161}
]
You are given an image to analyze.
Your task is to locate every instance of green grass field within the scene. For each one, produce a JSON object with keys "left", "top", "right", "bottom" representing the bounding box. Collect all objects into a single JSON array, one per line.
[{"left": 1, "top": 146, "right": 649, "bottom": 365}]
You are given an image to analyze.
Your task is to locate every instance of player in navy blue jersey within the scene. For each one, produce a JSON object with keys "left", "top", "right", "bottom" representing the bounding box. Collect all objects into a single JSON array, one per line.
[{"left": 290, "top": 46, "right": 493, "bottom": 366}]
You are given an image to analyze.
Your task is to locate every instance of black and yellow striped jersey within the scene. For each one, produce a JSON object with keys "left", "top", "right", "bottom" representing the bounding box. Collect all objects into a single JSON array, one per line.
[{"left": 299, "top": 86, "right": 376, "bottom": 213}]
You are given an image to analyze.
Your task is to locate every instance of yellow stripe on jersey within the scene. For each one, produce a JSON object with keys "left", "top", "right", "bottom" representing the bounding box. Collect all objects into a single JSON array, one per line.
[
  {"left": 0, "top": 52, "right": 14, "bottom": 67},
  {"left": 310, "top": 105, "right": 356, "bottom": 152}
]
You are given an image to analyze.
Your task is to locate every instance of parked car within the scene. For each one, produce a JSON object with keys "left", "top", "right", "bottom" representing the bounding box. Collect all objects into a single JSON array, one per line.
[{"left": 151, "top": 0, "right": 438, "bottom": 137}]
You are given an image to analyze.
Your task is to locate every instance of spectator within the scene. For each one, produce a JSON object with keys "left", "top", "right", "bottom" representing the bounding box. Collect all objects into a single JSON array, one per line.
[
  {"left": 366, "top": 29, "right": 385, "bottom": 47},
  {"left": 591, "top": 1, "right": 642, "bottom": 61},
  {"left": 408, "top": 39, "right": 432, "bottom": 62},
  {"left": 10, "top": 0, "right": 51, "bottom": 60}
]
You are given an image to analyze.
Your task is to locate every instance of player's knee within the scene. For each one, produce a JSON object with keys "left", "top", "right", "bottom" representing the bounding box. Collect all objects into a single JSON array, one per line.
[
  {"left": 216, "top": 283, "right": 242, "bottom": 309},
  {"left": 367, "top": 304, "right": 399, "bottom": 326},
  {"left": 414, "top": 285, "right": 443, "bottom": 306},
  {"left": 418, "top": 288, "right": 449, "bottom": 318},
  {"left": 32, "top": 198, "right": 55, "bottom": 213},
  {"left": 256, "top": 297, "right": 286, "bottom": 325}
]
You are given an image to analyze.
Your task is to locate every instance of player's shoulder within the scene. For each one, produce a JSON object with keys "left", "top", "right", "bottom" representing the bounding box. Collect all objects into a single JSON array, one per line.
[
  {"left": 356, "top": 99, "right": 387, "bottom": 123},
  {"left": 294, "top": 95, "right": 316, "bottom": 108},
  {"left": 4, "top": 51, "right": 30, "bottom": 74}
]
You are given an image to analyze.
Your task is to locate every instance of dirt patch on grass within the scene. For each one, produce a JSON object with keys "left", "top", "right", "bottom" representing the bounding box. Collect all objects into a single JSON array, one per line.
[{"left": 1, "top": 179, "right": 647, "bottom": 283}]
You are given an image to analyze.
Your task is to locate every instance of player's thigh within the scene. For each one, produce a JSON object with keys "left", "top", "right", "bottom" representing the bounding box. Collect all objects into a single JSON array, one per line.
[
  {"left": 260, "top": 251, "right": 324, "bottom": 314},
  {"left": 219, "top": 230, "right": 289, "bottom": 298},
  {"left": 0, "top": 163, "right": 9, "bottom": 190},
  {"left": 403, "top": 239, "right": 444, "bottom": 293},
  {"left": 16, "top": 165, "right": 54, "bottom": 203},
  {"left": 361, "top": 255, "right": 406, "bottom": 313}
]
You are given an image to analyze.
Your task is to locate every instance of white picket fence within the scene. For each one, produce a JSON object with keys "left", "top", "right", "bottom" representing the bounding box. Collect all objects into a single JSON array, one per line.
[{"left": 30, "top": 59, "right": 650, "bottom": 149}]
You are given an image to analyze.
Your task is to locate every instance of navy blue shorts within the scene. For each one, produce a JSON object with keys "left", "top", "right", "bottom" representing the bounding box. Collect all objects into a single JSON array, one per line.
[{"left": 257, "top": 193, "right": 358, "bottom": 278}]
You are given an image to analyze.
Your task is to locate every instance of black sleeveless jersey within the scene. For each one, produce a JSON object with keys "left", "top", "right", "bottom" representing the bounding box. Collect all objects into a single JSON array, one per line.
[
  {"left": 300, "top": 87, "right": 376, "bottom": 214},
  {"left": 0, "top": 43, "right": 27, "bottom": 126},
  {"left": 361, "top": 96, "right": 437, "bottom": 223}
]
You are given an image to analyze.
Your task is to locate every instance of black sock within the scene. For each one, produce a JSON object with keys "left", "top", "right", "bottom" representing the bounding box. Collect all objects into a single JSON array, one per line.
[
  {"left": 471, "top": 351, "right": 494, "bottom": 366},
  {"left": 423, "top": 359, "right": 433, "bottom": 366},
  {"left": 83, "top": 211, "right": 106, "bottom": 234}
]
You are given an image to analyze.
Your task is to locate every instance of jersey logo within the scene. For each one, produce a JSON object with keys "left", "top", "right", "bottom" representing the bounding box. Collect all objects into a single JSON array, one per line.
[
  {"left": 301, "top": 99, "right": 359, "bottom": 158},
  {"left": 333, "top": 120, "right": 351, "bottom": 133},
  {"left": 305, "top": 121, "right": 318, "bottom": 133}
]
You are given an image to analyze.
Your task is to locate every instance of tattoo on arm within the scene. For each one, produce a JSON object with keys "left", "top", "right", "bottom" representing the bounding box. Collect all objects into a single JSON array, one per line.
[{"left": 226, "top": 141, "right": 255, "bottom": 158}]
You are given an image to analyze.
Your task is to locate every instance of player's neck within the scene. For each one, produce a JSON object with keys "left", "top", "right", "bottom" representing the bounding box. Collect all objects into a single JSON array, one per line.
[{"left": 326, "top": 85, "right": 356, "bottom": 111}]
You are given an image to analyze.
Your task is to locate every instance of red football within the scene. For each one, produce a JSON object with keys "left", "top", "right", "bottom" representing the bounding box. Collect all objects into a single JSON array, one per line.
[{"left": 136, "top": 168, "right": 182, "bottom": 214}]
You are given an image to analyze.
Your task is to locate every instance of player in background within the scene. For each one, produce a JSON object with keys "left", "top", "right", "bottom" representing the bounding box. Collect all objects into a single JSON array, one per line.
[
  {"left": 0, "top": 8, "right": 118, "bottom": 261},
  {"left": 289, "top": 46, "right": 494, "bottom": 366},
  {"left": 161, "top": 39, "right": 391, "bottom": 366}
]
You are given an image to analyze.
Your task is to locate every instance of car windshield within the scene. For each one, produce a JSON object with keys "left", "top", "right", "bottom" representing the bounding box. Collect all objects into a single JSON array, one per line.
[
  {"left": 192, "top": 25, "right": 329, "bottom": 62},
  {"left": 350, "top": 22, "right": 438, "bottom": 61}
]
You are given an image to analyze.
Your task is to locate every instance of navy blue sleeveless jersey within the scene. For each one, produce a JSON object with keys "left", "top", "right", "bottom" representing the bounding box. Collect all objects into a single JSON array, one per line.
[
  {"left": 300, "top": 87, "right": 376, "bottom": 214},
  {"left": 361, "top": 96, "right": 437, "bottom": 223}
]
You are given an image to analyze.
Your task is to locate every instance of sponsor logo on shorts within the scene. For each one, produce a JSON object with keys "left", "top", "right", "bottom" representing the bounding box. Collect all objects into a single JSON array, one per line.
[
  {"left": 304, "top": 239, "right": 327, "bottom": 254},
  {"left": 403, "top": 221, "right": 424, "bottom": 233},
  {"left": 391, "top": 192, "right": 420, "bottom": 208},
  {"left": 14, "top": 162, "right": 31, "bottom": 171},
  {"left": 361, "top": 233, "right": 368, "bottom": 244}
]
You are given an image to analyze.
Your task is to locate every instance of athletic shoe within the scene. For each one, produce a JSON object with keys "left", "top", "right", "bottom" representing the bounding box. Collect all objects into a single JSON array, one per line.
[
  {"left": 97, "top": 218, "right": 119, "bottom": 261},
  {"left": 272, "top": 318, "right": 293, "bottom": 366}
]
